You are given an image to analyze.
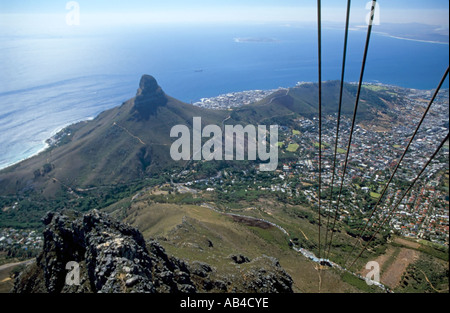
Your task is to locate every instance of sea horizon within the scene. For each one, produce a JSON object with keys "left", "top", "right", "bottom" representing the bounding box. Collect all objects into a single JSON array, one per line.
[{"left": 0, "top": 23, "right": 448, "bottom": 170}]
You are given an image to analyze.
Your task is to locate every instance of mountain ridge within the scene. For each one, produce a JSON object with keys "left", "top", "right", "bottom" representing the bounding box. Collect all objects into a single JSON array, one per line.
[
  {"left": 0, "top": 75, "right": 394, "bottom": 198},
  {"left": 0, "top": 75, "right": 228, "bottom": 196},
  {"left": 12, "top": 209, "right": 293, "bottom": 293}
]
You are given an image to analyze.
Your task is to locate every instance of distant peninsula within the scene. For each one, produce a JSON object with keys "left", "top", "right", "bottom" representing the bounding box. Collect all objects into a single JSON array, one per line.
[{"left": 354, "top": 23, "right": 449, "bottom": 44}]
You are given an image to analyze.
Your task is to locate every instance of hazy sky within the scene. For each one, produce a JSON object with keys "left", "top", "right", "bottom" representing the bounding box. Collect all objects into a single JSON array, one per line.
[{"left": 0, "top": 0, "right": 449, "bottom": 26}]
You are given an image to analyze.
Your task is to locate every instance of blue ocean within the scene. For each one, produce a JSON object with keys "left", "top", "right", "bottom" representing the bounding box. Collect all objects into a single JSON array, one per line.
[{"left": 0, "top": 21, "right": 448, "bottom": 170}]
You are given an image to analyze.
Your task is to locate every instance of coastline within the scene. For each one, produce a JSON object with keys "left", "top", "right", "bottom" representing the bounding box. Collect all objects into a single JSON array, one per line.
[
  {"left": 0, "top": 143, "right": 50, "bottom": 172},
  {"left": 0, "top": 116, "right": 95, "bottom": 172},
  {"left": 374, "top": 31, "right": 449, "bottom": 45},
  {"left": 332, "top": 25, "right": 449, "bottom": 45},
  {"left": 0, "top": 80, "right": 446, "bottom": 172}
]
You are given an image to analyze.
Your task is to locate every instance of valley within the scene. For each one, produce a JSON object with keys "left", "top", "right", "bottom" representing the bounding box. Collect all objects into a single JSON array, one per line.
[{"left": 0, "top": 75, "right": 448, "bottom": 293}]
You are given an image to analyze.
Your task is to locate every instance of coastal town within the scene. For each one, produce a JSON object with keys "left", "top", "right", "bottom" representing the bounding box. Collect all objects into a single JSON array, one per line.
[
  {"left": 188, "top": 83, "right": 449, "bottom": 246},
  {"left": 0, "top": 227, "right": 43, "bottom": 262},
  {"left": 193, "top": 88, "right": 285, "bottom": 109}
]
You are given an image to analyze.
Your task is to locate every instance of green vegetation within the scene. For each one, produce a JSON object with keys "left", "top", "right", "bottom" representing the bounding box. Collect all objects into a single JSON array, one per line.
[
  {"left": 398, "top": 255, "right": 449, "bottom": 293},
  {"left": 287, "top": 143, "right": 300, "bottom": 152},
  {"left": 340, "top": 272, "right": 382, "bottom": 293},
  {"left": 146, "top": 192, "right": 204, "bottom": 206},
  {"left": 370, "top": 192, "right": 382, "bottom": 199},
  {"left": 0, "top": 176, "right": 168, "bottom": 229},
  {"left": 392, "top": 238, "right": 449, "bottom": 262},
  {"left": 313, "top": 142, "right": 329, "bottom": 149},
  {"left": 0, "top": 245, "right": 40, "bottom": 261}
]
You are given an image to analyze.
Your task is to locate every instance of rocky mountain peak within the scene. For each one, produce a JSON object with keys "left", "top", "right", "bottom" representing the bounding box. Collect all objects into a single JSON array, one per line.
[
  {"left": 133, "top": 75, "right": 168, "bottom": 119},
  {"left": 137, "top": 75, "right": 160, "bottom": 97}
]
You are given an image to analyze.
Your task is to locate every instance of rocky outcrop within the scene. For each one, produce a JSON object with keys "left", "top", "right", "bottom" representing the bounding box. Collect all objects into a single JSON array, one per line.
[
  {"left": 133, "top": 75, "right": 168, "bottom": 119},
  {"left": 13, "top": 210, "right": 293, "bottom": 293},
  {"left": 238, "top": 256, "right": 294, "bottom": 293},
  {"left": 230, "top": 254, "right": 251, "bottom": 264}
]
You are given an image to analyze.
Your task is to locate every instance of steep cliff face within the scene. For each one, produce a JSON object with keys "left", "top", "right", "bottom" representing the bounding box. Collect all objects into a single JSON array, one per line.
[
  {"left": 132, "top": 75, "right": 168, "bottom": 119},
  {"left": 13, "top": 210, "right": 293, "bottom": 293}
]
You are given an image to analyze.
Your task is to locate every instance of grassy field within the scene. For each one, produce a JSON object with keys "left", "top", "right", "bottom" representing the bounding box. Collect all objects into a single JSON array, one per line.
[
  {"left": 370, "top": 192, "right": 382, "bottom": 199},
  {"left": 118, "top": 188, "right": 395, "bottom": 293},
  {"left": 286, "top": 144, "right": 300, "bottom": 152}
]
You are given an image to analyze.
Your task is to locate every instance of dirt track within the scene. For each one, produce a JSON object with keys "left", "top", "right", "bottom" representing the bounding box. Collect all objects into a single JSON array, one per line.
[
  {"left": 393, "top": 237, "right": 421, "bottom": 249},
  {"left": 381, "top": 248, "right": 419, "bottom": 288},
  {"left": 360, "top": 246, "right": 419, "bottom": 289}
]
